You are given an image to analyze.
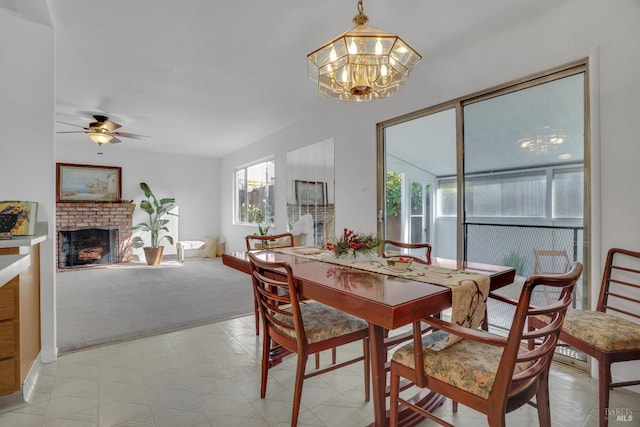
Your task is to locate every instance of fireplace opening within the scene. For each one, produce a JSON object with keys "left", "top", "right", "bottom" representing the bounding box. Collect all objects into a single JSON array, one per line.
[{"left": 59, "top": 228, "right": 118, "bottom": 268}]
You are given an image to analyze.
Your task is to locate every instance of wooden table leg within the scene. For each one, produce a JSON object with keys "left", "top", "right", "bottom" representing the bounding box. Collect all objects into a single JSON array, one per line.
[
  {"left": 369, "top": 324, "right": 388, "bottom": 427},
  {"left": 367, "top": 324, "right": 445, "bottom": 427}
]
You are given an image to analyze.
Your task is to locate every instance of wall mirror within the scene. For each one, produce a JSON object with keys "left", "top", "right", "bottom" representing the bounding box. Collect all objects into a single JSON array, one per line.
[{"left": 286, "top": 137, "right": 335, "bottom": 247}]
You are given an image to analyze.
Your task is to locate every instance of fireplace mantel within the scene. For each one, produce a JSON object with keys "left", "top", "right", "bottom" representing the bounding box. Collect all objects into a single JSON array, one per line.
[{"left": 56, "top": 201, "right": 135, "bottom": 269}]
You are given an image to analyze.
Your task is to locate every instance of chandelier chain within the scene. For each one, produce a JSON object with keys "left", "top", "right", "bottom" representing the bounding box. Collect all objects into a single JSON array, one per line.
[{"left": 353, "top": 0, "right": 368, "bottom": 25}]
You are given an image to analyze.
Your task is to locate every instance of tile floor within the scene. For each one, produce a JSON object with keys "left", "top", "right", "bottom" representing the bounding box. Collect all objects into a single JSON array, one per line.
[{"left": 0, "top": 314, "right": 637, "bottom": 427}]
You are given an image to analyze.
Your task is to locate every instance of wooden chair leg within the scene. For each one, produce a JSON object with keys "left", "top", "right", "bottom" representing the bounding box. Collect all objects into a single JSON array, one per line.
[
  {"left": 535, "top": 370, "right": 552, "bottom": 427},
  {"left": 599, "top": 362, "right": 611, "bottom": 427},
  {"left": 487, "top": 412, "right": 506, "bottom": 427},
  {"left": 260, "top": 335, "right": 270, "bottom": 398},
  {"left": 389, "top": 367, "right": 400, "bottom": 427},
  {"left": 291, "top": 354, "right": 308, "bottom": 427},
  {"left": 363, "top": 338, "right": 370, "bottom": 402},
  {"left": 314, "top": 348, "right": 336, "bottom": 370}
]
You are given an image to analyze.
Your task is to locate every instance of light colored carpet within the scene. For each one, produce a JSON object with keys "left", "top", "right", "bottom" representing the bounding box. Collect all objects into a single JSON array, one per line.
[{"left": 56, "top": 257, "right": 254, "bottom": 353}]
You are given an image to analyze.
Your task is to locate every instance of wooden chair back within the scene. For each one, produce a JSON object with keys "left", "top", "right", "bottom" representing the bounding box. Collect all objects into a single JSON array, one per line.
[
  {"left": 596, "top": 247, "right": 640, "bottom": 319},
  {"left": 494, "top": 263, "right": 582, "bottom": 406},
  {"left": 245, "top": 232, "right": 294, "bottom": 251},
  {"left": 245, "top": 232, "right": 294, "bottom": 335},
  {"left": 382, "top": 239, "right": 432, "bottom": 265},
  {"left": 248, "top": 252, "right": 306, "bottom": 350}
]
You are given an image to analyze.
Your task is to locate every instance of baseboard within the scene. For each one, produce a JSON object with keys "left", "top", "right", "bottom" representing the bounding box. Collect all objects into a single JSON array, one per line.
[{"left": 22, "top": 352, "right": 42, "bottom": 403}]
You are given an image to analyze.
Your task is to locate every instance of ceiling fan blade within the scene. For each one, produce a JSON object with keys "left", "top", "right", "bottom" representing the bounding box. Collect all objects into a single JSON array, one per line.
[
  {"left": 102, "top": 120, "right": 122, "bottom": 132},
  {"left": 113, "top": 131, "right": 150, "bottom": 140},
  {"left": 109, "top": 136, "right": 122, "bottom": 144},
  {"left": 56, "top": 121, "right": 87, "bottom": 129},
  {"left": 56, "top": 131, "right": 87, "bottom": 134},
  {"left": 91, "top": 115, "right": 121, "bottom": 131}
]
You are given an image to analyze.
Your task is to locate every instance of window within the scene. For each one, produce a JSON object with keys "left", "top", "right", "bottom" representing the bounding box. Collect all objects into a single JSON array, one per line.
[
  {"left": 234, "top": 159, "right": 275, "bottom": 225},
  {"left": 465, "top": 172, "right": 546, "bottom": 218},
  {"left": 437, "top": 166, "right": 583, "bottom": 221},
  {"left": 436, "top": 180, "right": 457, "bottom": 217},
  {"left": 553, "top": 168, "right": 584, "bottom": 218}
]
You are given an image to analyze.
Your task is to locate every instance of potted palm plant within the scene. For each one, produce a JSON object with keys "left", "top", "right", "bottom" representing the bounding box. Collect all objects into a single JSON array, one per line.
[{"left": 133, "top": 182, "right": 177, "bottom": 265}]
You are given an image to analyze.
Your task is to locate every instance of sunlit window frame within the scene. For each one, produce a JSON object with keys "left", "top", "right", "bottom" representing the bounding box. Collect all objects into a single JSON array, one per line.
[{"left": 233, "top": 157, "right": 276, "bottom": 226}]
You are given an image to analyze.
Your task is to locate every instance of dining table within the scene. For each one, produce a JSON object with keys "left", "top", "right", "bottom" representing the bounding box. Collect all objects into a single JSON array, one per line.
[{"left": 222, "top": 249, "right": 516, "bottom": 427}]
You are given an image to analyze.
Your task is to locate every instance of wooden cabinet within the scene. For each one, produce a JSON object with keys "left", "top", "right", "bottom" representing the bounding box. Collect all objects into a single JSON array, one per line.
[
  {"left": 0, "top": 278, "right": 19, "bottom": 395},
  {"left": 0, "top": 245, "right": 41, "bottom": 397}
]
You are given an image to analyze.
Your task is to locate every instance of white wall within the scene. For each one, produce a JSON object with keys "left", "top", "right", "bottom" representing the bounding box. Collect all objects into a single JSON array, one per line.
[
  {"left": 0, "top": 9, "right": 56, "bottom": 362},
  {"left": 219, "top": 0, "right": 640, "bottom": 387},
  {"left": 55, "top": 144, "right": 221, "bottom": 259}
]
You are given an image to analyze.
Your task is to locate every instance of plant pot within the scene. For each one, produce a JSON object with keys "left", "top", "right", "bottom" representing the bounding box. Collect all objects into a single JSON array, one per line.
[{"left": 143, "top": 246, "right": 164, "bottom": 265}]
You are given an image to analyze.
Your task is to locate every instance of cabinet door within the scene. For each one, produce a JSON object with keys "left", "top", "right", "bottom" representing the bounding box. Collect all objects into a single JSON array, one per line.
[
  {"left": 0, "top": 358, "right": 18, "bottom": 395},
  {"left": 0, "top": 280, "right": 17, "bottom": 321},
  {"left": 0, "top": 321, "right": 17, "bottom": 358}
]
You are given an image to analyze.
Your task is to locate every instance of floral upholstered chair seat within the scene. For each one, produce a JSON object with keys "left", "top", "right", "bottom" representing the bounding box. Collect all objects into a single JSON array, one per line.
[
  {"left": 562, "top": 309, "right": 640, "bottom": 351},
  {"left": 274, "top": 302, "right": 369, "bottom": 343},
  {"left": 392, "top": 331, "right": 533, "bottom": 399}
]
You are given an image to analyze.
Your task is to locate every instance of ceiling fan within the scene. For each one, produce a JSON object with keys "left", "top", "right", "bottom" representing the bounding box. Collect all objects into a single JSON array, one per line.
[{"left": 57, "top": 115, "right": 149, "bottom": 152}]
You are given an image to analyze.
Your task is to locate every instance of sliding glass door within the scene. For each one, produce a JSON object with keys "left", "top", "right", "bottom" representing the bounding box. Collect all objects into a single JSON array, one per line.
[
  {"left": 381, "top": 108, "right": 456, "bottom": 258},
  {"left": 462, "top": 70, "right": 587, "bottom": 364},
  {"left": 378, "top": 60, "right": 589, "bottom": 367}
]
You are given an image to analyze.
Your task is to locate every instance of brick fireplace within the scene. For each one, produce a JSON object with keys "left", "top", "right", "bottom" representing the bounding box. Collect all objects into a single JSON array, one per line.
[{"left": 56, "top": 202, "right": 135, "bottom": 269}]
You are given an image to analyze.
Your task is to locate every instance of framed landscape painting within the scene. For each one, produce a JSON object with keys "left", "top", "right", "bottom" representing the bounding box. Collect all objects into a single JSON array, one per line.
[
  {"left": 57, "top": 163, "right": 122, "bottom": 201},
  {"left": 295, "top": 180, "right": 326, "bottom": 205}
]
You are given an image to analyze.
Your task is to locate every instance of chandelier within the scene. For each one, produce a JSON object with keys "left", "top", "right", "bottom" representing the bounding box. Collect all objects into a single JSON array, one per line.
[
  {"left": 307, "top": 0, "right": 421, "bottom": 102},
  {"left": 519, "top": 126, "right": 565, "bottom": 154}
]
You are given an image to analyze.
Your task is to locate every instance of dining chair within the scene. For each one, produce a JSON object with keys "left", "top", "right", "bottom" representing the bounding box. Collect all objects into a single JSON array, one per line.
[
  {"left": 382, "top": 239, "right": 432, "bottom": 265},
  {"left": 245, "top": 233, "right": 336, "bottom": 367},
  {"left": 248, "top": 252, "right": 370, "bottom": 427},
  {"left": 381, "top": 240, "right": 434, "bottom": 357},
  {"left": 389, "top": 262, "right": 583, "bottom": 427},
  {"left": 536, "top": 247, "right": 640, "bottom": 427},
  {"left": 244, "top": 233, "right": 295, "bottom": 336},
  {"left": 245, "top": 232, "right": 295, "bottom": 251}
]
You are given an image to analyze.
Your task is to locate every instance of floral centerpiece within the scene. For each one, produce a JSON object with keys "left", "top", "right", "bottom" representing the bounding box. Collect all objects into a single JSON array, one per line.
[{"left": 326, "top": 228, "right": 382, "bottom": 258}]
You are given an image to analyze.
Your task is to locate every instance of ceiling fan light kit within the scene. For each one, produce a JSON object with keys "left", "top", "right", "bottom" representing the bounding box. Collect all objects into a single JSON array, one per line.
[
  {"left": 87, "top": 131, "right": 114, "bottom": 145},
  {"left": 56, "top": 115, "right": 149, "bottom": 154},
  {"left": 307, "top": 0, "right": 421, "bottom": 102}
]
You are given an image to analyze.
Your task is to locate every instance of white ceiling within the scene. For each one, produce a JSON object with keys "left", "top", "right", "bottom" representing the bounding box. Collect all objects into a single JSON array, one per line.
[
  {"left": 386, "top": 72, "right": 585, "bottom": 177},
  {"left": 5, "top": 0, "right": 569, "bottom": 158}
]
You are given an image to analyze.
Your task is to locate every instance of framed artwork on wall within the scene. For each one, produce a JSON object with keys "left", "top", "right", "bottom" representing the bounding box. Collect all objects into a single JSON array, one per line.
[
  {"left": 0, "top": 201, "right": 38, "bottom": 235},
  {"left": 56, "top": 163, "right": 122, "bottom": 201},
  {"left": 295, "top": 180, "right": 326, "bottom": 205}
]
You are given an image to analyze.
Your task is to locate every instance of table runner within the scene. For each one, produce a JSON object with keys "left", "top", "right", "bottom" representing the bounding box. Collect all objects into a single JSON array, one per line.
[{"left": 275, "top": 247, "right": 490, "bottom": 349}]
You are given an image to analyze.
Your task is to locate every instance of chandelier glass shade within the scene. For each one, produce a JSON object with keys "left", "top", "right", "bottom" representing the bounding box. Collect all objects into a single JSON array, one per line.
[
  {"left": 87, "top": 131, "right": 113, "bottom": 145},
  {"left": 307, "top": 1, "right": 421, "bottom": 102}
]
